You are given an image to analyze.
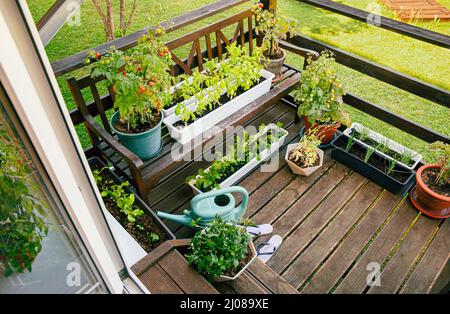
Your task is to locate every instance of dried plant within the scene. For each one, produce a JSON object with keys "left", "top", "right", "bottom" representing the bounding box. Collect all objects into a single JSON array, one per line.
[
  {"left": 289, "top": 129, "right": 322, "bottom": 168},
  {"left": 428, "top": 141, "right": 450, "bottom": 186}
]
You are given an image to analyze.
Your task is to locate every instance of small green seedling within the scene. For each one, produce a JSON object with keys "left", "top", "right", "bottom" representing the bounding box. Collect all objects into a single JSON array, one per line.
[
  {"left": 148, "top": 232, "right": 160, "bottom": 243},
  {"left": 345, "top": 135, "right": 355, "bottom": 152},
  {"left": 386, "top": 157, "right": 397, "bottom": 175},
  {"left": 364, "top": 146, "right": 376, "bottom": 163}
]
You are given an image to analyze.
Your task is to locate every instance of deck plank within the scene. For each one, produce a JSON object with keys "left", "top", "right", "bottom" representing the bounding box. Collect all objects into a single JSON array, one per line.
[
  {"left": 267, "top": 172, "right": 367, "bottom": 274},
  {"left": 250, "top": 158, "right": 336, "bottom": 224},
  {"left": 333, "top": 201, "right": 419, "bottom": 294},
  {"left": 400, "top": 219, "right": 450, "bottom": 294},
  {"left": 262, "top": 163, "right": 350, "bottom": 242},
  {"left": 300, "top": 191, "right": 402, "bottom": 294},
  {"left": 283, "top": 181, "right": 383, "bottom": 289},
  {"left": 224, "top": 271, "right": 271, "bottom": 294},
  {"left": 247, "top": 258, "right": 300, "bottom": 294},
  {"left": 138, "top": 263, "right": 184, "bottom": 294},
  {"left": 158, "top": 250, "right": 219, "bottom": 294},
  {"left": 368, "top": 213, "right": 441, "bottom": 294}
]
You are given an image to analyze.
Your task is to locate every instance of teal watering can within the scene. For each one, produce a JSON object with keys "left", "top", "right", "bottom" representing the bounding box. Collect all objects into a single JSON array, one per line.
[{"left": 157, "top": 186, "right": 249, "bottom": 229}]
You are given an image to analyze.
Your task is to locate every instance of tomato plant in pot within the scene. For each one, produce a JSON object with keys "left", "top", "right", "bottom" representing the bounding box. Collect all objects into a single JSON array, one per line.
[
  {"left": 0, "top": 128, "right": 48, "bottom": 277},
  {"left": 186, "top": 217, "right": 256, "bottom": 282},
  {"left": 254, "top": 3, "right": 301, "bottom": 81},
  {"left": 285, "top": 129, "right": 324, "bottom": 176},
  {"left": 87, "top": 30, "right": 173, "bottom": 159},
  {"left": 410, "top": 142, "right": 450, "bottom": 218},
  {"left": 293, "top": 51, "right": 351, "bottom": 145}
]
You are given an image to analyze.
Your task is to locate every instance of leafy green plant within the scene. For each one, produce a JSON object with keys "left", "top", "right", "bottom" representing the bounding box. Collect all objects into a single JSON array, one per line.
[
  {"left": 148, "top": 232, "right": 160, "bottom": 243},
  {"left": 0, "top": 128, "right": 48, "bottom": 277},
  {"left": 399, "top": 149, "right": 417, "bottom": 166},
  {"left": 187, "top": 123, "right": 285, "bottom": 192},
  {"left": 376, "top": 139, "right": 391, "bottom": 155},
  {"left": 356, "top": 127, "right": 370, "bottom": 142},
  {"left": 345, "top": 135, "right": 355, "bottom": 152},
  {"left": 427, "top": 141, "right": 450, "bottom": 186},
  {"left": 293, "top": 51, "right": 350, "bottom": 127},
  {"left": 93, "top": 169, "right": 144, "bottom": 223},
  {"left": 186, "top": 217, "right": 250, "bottom": 281},
  {"left": 386, "top": 157, "right": 397, "bottom": 175},
  {"left": 253, "top": 4, "right": 301, "bottom": 59},
  {"left": 87, "top": 29, "right": 173, "bottom": 132},
  {"left": 364, "top": 146, "right": 376, "bottom": 163},
  {"left": 288, "top": 129, "right": 322, "bottom": 168},
  {"left": 175, "top": 43, "right": 265, "bottom": 126}
]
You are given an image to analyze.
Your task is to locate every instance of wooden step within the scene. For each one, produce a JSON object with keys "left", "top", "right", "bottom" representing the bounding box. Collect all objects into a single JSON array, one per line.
[{"left": 132, "top": 239, "right": 219, "bottom": 294}]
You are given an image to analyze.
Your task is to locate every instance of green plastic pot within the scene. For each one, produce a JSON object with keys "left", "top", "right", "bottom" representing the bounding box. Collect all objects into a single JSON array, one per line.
[{"left": 110, "top": 111, "right": 163, "bottom": 160}]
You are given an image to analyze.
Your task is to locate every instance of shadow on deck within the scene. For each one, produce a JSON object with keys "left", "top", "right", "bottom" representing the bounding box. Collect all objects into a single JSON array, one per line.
[{"left": 149, "top": 101, "right": 449, "bottom": 294}]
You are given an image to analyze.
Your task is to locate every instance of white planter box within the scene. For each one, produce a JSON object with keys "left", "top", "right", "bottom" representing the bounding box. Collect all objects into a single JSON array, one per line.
[
  {"left": 188, "top": 124, "right": 288, "bottom": 194},
  {"left": 164, "top": 69, "right": 275, "bottom": 144},
  {"left": 163, "top": 77, "right": 196, "bottom": 117},
  {"left": 285, "top": 145, "right": 324, "bottom": 176},
  {"left": 343, "top": 122, "right": 422, "bottom": 170},
  {"left": 213, "top": 241, "right": 257, "bottom": 282}
]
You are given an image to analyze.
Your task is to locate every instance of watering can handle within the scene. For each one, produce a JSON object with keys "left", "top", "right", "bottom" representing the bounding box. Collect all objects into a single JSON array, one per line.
[{"left": 191, "top": 186, "right": 249, "bottom": 219}]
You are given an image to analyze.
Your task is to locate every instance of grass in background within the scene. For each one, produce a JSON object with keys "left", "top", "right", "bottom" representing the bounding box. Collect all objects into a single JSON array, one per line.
[{"left": 27, "top": 0, "right": 449, "bottom": 161}]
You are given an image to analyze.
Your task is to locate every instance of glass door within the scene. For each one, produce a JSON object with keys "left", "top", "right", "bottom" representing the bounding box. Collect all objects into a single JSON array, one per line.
[{"left": 0, "top": 83, "right": 108, "bottom": 294}]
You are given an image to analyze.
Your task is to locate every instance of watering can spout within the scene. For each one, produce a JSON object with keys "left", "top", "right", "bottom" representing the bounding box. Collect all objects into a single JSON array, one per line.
[{"left": 156, "top": 211, "right": 192, "bottom": 227}]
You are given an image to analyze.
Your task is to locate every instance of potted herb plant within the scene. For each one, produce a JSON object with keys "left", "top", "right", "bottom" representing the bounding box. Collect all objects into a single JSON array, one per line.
[
  {"left": 254, "top": 3, "right": 301, "bottom": 81},
  {"left": 0, "top": 128, "right": 48, "bottom": 277},
  {"left": 293, "top": 51, "right": 351, "bottom": 144},
  {"left": 411, "top": 142, "right": 450, "bottom": 218},
  {"left": 87, "top": 30, "right": 173, "bottom": 159},
  {"left": 186, "top": 217, "right": 257, "bottom": 282},
  {"left": 285, "top": 129, "right": 324, "bottom": 176}
]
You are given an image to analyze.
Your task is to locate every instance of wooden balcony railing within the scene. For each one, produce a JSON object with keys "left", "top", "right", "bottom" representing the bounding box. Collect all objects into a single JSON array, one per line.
[{"left": 54, "top": 0, "right": 449, "bottom": 150}]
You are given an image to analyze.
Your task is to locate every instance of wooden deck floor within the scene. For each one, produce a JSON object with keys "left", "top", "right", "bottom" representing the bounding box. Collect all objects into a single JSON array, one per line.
[
  {"left": 148, "top": 101, "right": 449, "bottom": 294},
  {"left": 381, "top": 0, "right": 450, "bottom": 21}
]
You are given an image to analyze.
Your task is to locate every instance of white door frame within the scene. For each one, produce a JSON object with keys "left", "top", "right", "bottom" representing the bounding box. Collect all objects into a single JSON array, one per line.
[{"left": 0, "top": 0, "right": 131, "bottom": 293}]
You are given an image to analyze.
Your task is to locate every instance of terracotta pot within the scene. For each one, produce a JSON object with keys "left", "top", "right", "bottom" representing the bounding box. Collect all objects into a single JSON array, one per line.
[
  {"left": 285, "top": 145, "right": 324, "bottom": 176},
  {"left": 303, "top": 117, "right": 340, "bottom": 145},
  {"left": 411, "top": 164, "right": 450, "bottom": 218},
  {"left": 264, "top": 49, "right": 286, "bottom": 82}
]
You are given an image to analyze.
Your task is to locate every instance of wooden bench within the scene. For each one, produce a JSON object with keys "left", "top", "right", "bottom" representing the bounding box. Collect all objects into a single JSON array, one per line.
[
  {"left": 67, "top": 9, "right": 317, "bottom": 203},
  {"left": 131, "top": 239, "right": 299, "bottom": 294}
]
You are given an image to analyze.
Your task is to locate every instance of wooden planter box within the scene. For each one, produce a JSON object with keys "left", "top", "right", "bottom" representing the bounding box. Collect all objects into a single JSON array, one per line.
[
  {"left": 88, "top": 157, "right": 175, "bottom": 265},
  {"left": 131, "top": 239, "right": 219, "bottom": 294},
  {"left": 188, "top": 124, "right": 288, "bottom": 194},
  {"left": 331, "top": 134, "right": 416, "bottom": 195}
]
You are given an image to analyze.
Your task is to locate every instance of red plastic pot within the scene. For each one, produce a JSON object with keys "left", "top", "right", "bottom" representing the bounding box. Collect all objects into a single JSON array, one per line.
[
  {"left": 410, "top": 164, "right": 450, "bottom": 219},
  {"left": 303, "top": 117, "right": 340, "bottom": 145}
]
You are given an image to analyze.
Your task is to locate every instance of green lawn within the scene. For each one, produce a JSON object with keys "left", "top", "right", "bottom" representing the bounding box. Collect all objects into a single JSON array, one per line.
[{"left": 26, "top": 0, "right": 449, "bottom": 161}]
